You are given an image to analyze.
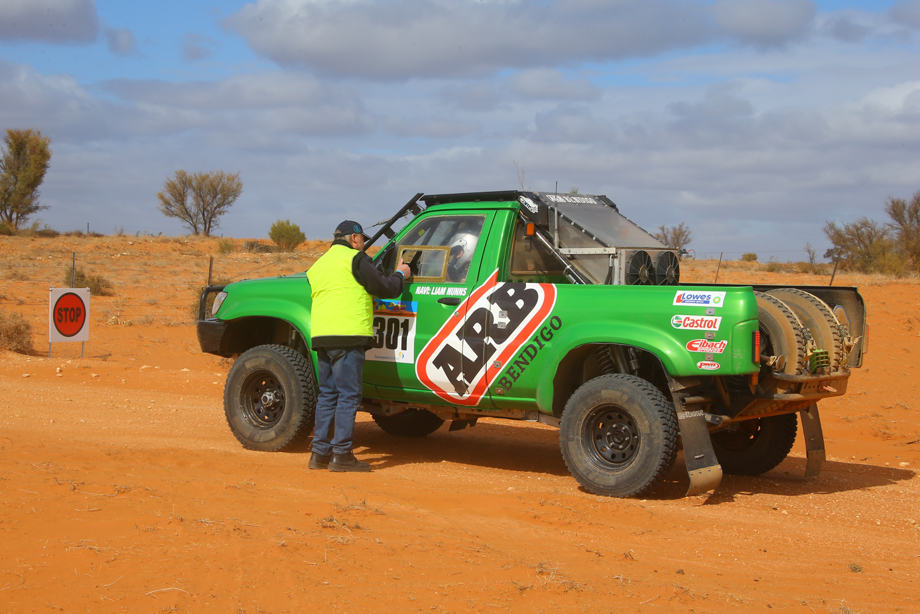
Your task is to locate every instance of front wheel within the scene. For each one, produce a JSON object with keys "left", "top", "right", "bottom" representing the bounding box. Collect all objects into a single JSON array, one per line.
[
  {"left": 711, "top": 413, "right": 797, "bottom": 475},
  {"left": 224, "top": 344, "right": 316, "bottom": 451},
  {"left": 560, "top": 374, "right": 679, "bottom": 498}
]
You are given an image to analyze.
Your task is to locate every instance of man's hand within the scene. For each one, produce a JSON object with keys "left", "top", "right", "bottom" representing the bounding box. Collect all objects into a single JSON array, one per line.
[{"left": 396, "top": 263, "right": 412, "bottom": 279}]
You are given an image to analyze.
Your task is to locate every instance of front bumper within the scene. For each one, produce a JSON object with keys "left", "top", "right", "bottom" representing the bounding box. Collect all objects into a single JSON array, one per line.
[{"left": 197, "top": 319, "right": 228, "bottom": 355}]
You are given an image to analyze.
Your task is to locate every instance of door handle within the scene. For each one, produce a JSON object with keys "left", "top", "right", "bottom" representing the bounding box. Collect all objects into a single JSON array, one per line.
[{"left": 438, "top": 297, "right": 461, "bottom": 306}]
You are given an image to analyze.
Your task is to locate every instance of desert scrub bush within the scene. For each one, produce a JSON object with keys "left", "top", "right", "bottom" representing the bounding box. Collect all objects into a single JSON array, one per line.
[
  {"left": 244, "top": 240, "right": 274, "bottom": 253},
  {"left": 0, "top": 221, "right": 15, "bottom": 235},
  {"left": 65, "top": 265, "right": 114, "bottom": 296},
  {"left": 763, "top": 261, "right": 786, "bottom": 273},
  {"left": 0, "top": 310, "right": 33, "bottom": 354},
  {"left": 217, "top": 238, "right": 235, "bottom": 255},
  {"left": 35, "top": 225, "right": 59, "bottom": 238},
  {"left": 741, "top": 252, "right": 757, "bottom": 262},
  {"left": 269, "top": 219, "right": 306, "bottom": 252}
]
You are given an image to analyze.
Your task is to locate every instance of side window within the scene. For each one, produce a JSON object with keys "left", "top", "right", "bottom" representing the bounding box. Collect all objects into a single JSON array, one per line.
[
  {"left": 395, "top": 215, "right": 485, "bottom": 284},
  {"left": 508, "top": 217, "right": 566, "bottom": 281}
]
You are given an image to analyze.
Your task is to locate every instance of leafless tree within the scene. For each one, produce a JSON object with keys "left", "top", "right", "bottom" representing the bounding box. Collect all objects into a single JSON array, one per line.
[
  {"left": 654, "top": 222, "right": 692, "bottom": 256},
  {"left": 158, "top": 170, "right": 242, "bottom": 236}
]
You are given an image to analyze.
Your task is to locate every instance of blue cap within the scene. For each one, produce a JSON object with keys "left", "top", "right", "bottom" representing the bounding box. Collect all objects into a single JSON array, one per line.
[{"left": 334, "top": 219, "right": 369, "bottom": 240}]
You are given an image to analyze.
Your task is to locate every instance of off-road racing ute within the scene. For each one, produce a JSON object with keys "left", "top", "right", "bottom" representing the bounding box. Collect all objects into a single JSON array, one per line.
[{"left": 198, "top": 191, "right": 867, "bottom": 497}]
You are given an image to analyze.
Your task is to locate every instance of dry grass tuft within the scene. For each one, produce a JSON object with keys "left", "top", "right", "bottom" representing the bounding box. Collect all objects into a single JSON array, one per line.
[{"left": 0, "top": 310, "right": 34, "bottom": 354}]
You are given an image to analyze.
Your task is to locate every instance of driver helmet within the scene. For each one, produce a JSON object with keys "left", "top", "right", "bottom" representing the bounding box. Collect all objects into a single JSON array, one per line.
[{"left": 447, "top": 232, "right": 477, "bottom": 281}]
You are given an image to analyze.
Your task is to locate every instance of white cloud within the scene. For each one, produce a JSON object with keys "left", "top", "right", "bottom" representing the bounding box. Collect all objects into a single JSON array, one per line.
[
  {"left": 105, "top": 27, "right": 138, "bottom": 56},
  {"left": 856, "top": 80, "right": 920, "bottom": 115},
  {"left": 183, "top": 33, "right": 215, "bottom": 61},
  {"left": 890, "top": 0, "right": 920, "bottom": 28},
  {"left": 510, "top": 69, "right": 600, "bottom": 101},
  {"left": 225, "top": 0, "right": 714, "bottom": 79},
  {"left": 712, "top": 0, "right": 816, "bottom": 47},
  {"left": 0, "top": 0, "right": 98, "bottom": 43}
]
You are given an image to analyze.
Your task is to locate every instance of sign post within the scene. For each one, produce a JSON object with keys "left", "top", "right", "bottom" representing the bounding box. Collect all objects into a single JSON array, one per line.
[{"left": 49, "top": 287, "right": 90, "bottom": 357}]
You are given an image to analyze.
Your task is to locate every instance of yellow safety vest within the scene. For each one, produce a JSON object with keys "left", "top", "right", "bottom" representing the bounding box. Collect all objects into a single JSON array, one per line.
[{"left": 307, "top": 244, "right": 373, "bottom": 341}]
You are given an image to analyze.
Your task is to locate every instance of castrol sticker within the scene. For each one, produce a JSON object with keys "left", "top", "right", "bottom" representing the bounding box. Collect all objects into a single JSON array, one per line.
[
  {"left": 673, "top": 290, "right": 726, "bottom": 308},
  {"left": 416, "top": 270, "right": 556, "bottom": 406},
  {"left": 671, "top": 314, "right": 722, "bottom": 331},
  {"left": 686, "top": 339, "right": 727, "bottom": 354},
  {"left": 697, "top": 361, "right": 721, "bottom": 371}
]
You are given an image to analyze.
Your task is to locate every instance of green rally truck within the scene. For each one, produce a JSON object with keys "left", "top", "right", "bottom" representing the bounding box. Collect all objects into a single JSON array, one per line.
[{"left": 197, "top": 191, "right": 867, "bottom": 497}]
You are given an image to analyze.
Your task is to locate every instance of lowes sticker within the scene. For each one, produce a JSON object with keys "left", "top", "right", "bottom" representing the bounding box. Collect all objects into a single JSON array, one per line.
[
  {"left": 416, "top": 270, "right": 557, "bottom": 406},
  {"left": 673, "top": 290, "right": 726, "bottom": 308}
]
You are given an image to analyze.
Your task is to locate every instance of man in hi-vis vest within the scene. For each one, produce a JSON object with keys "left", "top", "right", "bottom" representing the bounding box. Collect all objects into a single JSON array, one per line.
[{"left": 307, "top": 220, "right": 412, "bottom": 472}]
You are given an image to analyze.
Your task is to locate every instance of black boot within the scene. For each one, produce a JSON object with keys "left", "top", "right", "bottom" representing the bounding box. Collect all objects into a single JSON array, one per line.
[
  {"left": 329, "top": 451, "right": 371, "bottom": 472},
  {"left": 308, "top": 452, "right": 331, "bottom": 470}
]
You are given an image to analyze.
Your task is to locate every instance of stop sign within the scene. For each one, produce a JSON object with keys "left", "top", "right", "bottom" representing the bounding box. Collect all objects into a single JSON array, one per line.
[{"left": 49, "top": 288, "right": 90, "bottom": 343}]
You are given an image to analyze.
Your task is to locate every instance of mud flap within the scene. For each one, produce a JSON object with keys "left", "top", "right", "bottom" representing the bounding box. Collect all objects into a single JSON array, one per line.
[
  {"left": 677, "top": 410, "right": 723, "bottom": 496},
  {"left": 799, "top": 404, "right": 825, "bottom": 479}
]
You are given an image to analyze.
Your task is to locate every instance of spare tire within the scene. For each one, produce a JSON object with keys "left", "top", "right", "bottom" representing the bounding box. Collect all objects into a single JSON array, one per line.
[
  {"left": 767, "top": 288, "right": 844, "bottom": 371},
  {"left": 754, "top": 291, "right": 808, "bottom": 375}
]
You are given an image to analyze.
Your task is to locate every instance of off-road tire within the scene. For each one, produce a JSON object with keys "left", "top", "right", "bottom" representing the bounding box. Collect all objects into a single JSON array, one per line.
[
  {"left": 767, "top": 288, "right": 844, "bottom": 371},
  {"left": 224, "top": 344, "right": 316, "bottom": 451},
  {"left": 372, "top": 409, "right": 444, "bottom": 437},
  {"left": 711, "top": 413, "right": 798, "bottom": 475},
  {"left": 755, "top": 291, "right": 808, "bottom": 375},
  {"left": 560, "top": 374, "right": 679, "bottom": 498}
]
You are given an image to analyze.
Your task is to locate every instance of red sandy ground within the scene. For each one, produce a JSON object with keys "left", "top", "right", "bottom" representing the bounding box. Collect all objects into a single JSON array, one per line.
[{"left": 0, "top": 235, "right": 918, "bottom": 613}]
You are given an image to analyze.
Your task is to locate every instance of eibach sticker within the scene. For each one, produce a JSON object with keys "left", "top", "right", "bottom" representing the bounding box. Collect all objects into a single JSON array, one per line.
[
  {"left": 671, "top": 314, "right": 721, "bottom": 331},
  {"left": 686, "top": 339, "right": 727, "bottom": 354},
  {"left": 415, "top": 270, "right": 557, "bottom": 406}
]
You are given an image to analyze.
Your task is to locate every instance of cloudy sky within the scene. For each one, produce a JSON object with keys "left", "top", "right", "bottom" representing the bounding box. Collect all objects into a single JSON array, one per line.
[{"left": 2, "top": 0, "right": 919, "bottom": 260}]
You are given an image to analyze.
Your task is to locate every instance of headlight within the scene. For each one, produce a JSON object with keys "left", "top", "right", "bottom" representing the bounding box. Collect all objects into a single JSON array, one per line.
[{"left": 211, "top": 291, "right": 227, "bottom": 316}]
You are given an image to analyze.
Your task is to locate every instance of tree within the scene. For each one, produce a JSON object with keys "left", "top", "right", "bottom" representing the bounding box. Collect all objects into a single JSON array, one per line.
[
  {"left": 885, "top": 191, "right": 920, "bottom": 270},
  {"left": 823, "top": 217, "right": 894, "bottom": 273},
  {"left": 0, "top": 129, "right": 52, "bottom": 231},
  {"left": 654, "top": 222, "right": 692, "bottom": 256},
  {"left": 157, "top": 170, "right": 242, "bottom": 236}
]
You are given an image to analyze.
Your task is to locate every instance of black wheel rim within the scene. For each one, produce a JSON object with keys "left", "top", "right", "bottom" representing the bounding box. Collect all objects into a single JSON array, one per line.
[
  {"left": 714, "top": 421, "right": 762, "bottom": 452},
  {"left": 584, "top": 404, "right": 640, "bottom": 466},
  {"left": 240, "top": 370, "right": 286, "bottom": 429}
]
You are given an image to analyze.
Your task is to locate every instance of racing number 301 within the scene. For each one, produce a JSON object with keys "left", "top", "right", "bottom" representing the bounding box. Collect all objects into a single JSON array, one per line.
[{"left": 373, "top": 316, "right": 410, "bottom": 351}]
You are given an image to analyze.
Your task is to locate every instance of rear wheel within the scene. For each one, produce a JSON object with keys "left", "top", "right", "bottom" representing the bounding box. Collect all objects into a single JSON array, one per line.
[
  {"left": 711, "top": 413, "right": 797, "bottom": 475},
  {"left": 224, "top": 344, "right": 316, "bottom": 451},
  {"left": 560, "top": 374, "right": 678, "bottom": 498},
  {"left": 755, "top": 291, "right": 808, "bottom": 375},
  {"left": 372, "top": 409, "right": 444, "bottom": 437}
]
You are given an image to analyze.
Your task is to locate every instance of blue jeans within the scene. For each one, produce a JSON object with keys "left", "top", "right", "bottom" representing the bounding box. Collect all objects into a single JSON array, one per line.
[{"left": 312, "top": 347, "right": 366, "bottom": 456}]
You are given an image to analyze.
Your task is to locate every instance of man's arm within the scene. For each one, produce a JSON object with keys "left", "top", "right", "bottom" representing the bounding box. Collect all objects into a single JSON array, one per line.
[{"left": 352, "top": 252, "right": 409, "bottom": 299}]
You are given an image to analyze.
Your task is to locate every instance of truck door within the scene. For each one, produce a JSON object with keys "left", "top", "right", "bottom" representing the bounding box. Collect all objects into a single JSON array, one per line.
[
  {"left": 483, "top": 215, "right": 567, "bottom": 408},
  {"left": 363, "top": 211, "right": 495, "bottom": 403}
]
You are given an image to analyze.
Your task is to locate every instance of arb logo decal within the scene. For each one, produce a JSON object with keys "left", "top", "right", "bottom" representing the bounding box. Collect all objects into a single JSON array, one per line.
[{"left": 416, "top": 270, "right": 556, "bottom": 406}]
